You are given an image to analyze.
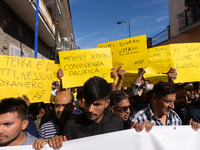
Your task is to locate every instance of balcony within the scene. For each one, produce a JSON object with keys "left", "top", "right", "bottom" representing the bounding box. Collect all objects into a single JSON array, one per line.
[
  {"left": 5, "top": 0, "right": 56, "bottom": 47},
  {"left": 147, "top": 27, "right": 170, "bottom": 48},
  {"left": 151, "top": 29, "right": 168, "bottom": 46},
  {"left": 43, "top": 0, "right": 75, "bottom": 50},
  {"left": 4, "top": 0, "right": 74, "bottom": 50},
  {"left": 178, "top": 3, "right": 200, "bottom": 33}
]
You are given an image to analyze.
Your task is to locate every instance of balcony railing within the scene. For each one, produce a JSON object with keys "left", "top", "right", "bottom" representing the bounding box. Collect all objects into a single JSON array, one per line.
[
  {"left": 151, "top": 29, "right": 168, "bottom": 46},
  {"left": 178, "top": 4, "right": 200, "bottom": 30},
  {"left": 35, "top": 0, "right": 55, "bottom": 36}
]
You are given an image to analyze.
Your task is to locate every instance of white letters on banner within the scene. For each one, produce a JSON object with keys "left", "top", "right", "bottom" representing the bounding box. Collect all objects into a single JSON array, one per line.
[{"left": 1, "top": 126, "right": 200, "bottom": 150}]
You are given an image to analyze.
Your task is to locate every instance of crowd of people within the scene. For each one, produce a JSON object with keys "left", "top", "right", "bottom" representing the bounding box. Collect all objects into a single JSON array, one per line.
[{"left": 0, "top": 66, "right": 200, "bottom": 149}]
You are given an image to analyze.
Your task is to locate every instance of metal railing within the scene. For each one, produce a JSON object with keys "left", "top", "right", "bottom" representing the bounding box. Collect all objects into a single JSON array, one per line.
[
  {"left": 178, "top": 4, "right": 200, "bottom": 30},
  {"left": 151, "top": 29, "right": 168, "bottom": 46}
]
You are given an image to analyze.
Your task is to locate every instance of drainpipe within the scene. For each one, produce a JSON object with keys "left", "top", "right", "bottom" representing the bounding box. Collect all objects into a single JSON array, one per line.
[
  {"left": 54, "top": 0, "right": 58, "bottom": 63},
  {"left": 34, "top": 0, "right": 39, "bottom": 58}
]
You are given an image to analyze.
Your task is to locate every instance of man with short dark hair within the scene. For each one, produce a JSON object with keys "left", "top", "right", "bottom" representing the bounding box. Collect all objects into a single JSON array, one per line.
[
  {"left": 33, "top": 77, "right": 123, "bottom": 150},
  {"left": 64, "top": 76, "right": 123, "bottom": 140},
  {"left": 0, "top": 98, "right": 39, "bottom": 146},
  {"left": 39, "top": 91, "right": 75, "bottom": 140},
  {"left": 174, "top": 86, "right": 188, "bottom": 124},
  {"left": 130, "top": 81, "right": 200, "bottom": 131},
  {"left": 130, "top": 81, "right": 182, "bottom": 126}
]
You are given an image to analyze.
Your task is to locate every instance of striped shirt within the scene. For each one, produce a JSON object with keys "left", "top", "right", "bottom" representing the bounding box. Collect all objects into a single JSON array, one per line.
[
  {"left": 130, "top": 105, "right": 182, "bottom": 126},
  {"left": 39, "top": 117, "right": 64, "bottom": 140}
]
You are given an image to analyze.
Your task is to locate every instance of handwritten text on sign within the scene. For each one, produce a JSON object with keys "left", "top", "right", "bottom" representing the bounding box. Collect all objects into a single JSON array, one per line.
[
  {"left": 59, "top": 48, "right": 113, "bottom": 88},
  {"left": 97, "top": 35, "right": 148, "bottom": 71},
  {"left": 0, "top": 55, "right": 54, "bottom": 103},
  {"left": 170, "top": 43, "right": 200, "bottom": 83},
  {"left": 147, "top": 45, "right": 172, "bottom": 73}
]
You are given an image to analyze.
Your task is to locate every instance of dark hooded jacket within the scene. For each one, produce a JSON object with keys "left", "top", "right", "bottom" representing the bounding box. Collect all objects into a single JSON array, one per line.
[{"left": 64, "top": 107, "right": 124, "bottom": 140}]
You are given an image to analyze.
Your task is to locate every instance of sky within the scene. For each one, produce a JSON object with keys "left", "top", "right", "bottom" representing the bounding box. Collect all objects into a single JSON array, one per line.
[{"left": 68, "top": 0, "right": 169, "bottom": 49}]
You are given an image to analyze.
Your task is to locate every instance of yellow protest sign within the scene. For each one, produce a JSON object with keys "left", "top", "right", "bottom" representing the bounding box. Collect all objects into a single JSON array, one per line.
[
  {"left": 0, "top": 55, "right": 54, "bottom": 103},
  {"left": 121, "top": 70, "right": 138, "bottom": 87},
  {"left": 59, "top": 48, "right": 113, "bottom": 88},
  {"left": 97, "top": 35, "right": 148, "bottom": 71},
  {"left": 143, "top": 73, "right": 168, "bottom": 85},
  {"left": 170, "top": 43, "right": 200, "bottom": 83},
  {"left": 147, "top": 45, "right": 172, "bottom": 73},
  {"left": 53, "top": 64, "right": 60, "bottom": 81}
]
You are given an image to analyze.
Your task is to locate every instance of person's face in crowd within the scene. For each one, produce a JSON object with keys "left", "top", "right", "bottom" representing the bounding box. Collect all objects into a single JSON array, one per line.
[
  {"left": 153, "top": 93, "right": 176, "bottom": 117},
  {"left": 68, "top": 88, "right": 71, "bottom": 93},
  {"left": 77, "top": 98, "right": 85, "bottom": 111},
  {"left": 84, "top": 99, "right": 110, "bottom": 123},
  {"left": 144, "top": 80, "right": 150, "bottom": 84},
  {"left": 72, "top": 88, "right": 77, "bottom": 93},
  {"left": 112, "top": 98, "right": 130, "bottom": 121},
  {"left": 0, "top": 112, "right": 28, "bottom": 146},
  {"left": 38, "top": 108, "right": 46, "bottom": 117},
  {"left": 55, "top": 91, "right": 74, "bottom": 122},
  {"left": 175, "top": 89, "right": 188, "bottom": 110},
  {"left": 52, "top": 84, "right": 56, "bottom": 91},
  {"left": 185, "top": 87, "right": 195, "bottom": 100}
]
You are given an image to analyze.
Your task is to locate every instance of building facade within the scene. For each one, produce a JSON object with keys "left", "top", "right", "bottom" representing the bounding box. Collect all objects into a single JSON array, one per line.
[
  {"left": 0, "top": 0, "right": 75, "bottom": 61},
  {"left": 148, "top": 0, "right": 200, "bottom": 47}
]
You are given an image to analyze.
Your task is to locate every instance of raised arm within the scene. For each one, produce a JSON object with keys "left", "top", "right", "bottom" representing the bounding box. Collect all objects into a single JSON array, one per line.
[
  {"left": 116, "top": 66, "right": 126, "bottom": 90},
  {"left": 134, "top": 68, "right": 145, "bottom": 84},
  {"left": 131, "top": 68, "right": 145, "bottom": 96},
  {"left": 167, "top": 68, "right": 177, "bottom": 84},
  {"left": 56, "top": 68, "right": 64, "bottom": 94},
  {"left": 110, "top": 67, "right": 117, "bottom": 92}
]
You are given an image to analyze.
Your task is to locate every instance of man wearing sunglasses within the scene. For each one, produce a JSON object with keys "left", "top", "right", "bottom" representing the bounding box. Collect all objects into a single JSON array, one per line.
[{"left": 109, "top": 90, "right": 131, "bottom": 129}]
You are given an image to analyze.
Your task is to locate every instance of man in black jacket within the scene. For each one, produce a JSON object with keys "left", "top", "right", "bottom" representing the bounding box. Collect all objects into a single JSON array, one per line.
[
  {"left": 64, "top": 76, "right": 124, "bottom": 140},
  {"left": 33, "top": 76, "right": 124, "bottom": 150}
]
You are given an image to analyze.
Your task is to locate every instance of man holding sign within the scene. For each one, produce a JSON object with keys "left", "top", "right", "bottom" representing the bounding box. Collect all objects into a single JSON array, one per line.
[
  {"left": 130, "top": 81, "right": 200, "bottom": 131},
  {"left": 63, "top": 76, "right": 124, "bottom": 140},
  {"left": 33, "top": 76, "right": 124, "bottom": 150},
  {"left": 39, "top": 91, "right": 75, "bottom": 140}
]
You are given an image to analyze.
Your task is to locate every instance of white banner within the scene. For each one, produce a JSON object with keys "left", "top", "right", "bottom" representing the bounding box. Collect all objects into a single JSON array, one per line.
[{"left": 1, "top": 126, "right": 200, "bottom": 150}]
